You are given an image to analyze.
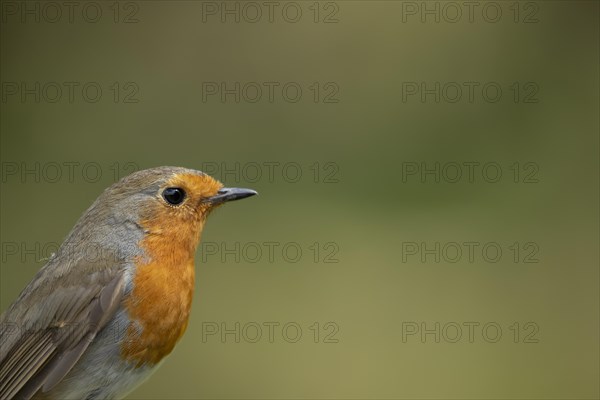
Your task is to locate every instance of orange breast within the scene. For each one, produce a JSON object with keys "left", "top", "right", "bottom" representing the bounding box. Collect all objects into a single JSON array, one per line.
[
  {"left": 121, "top": 218, "right": 200, "bottom": 366},
  {"left": 121, "top": 259, "right": 195, "bottom": 366}
]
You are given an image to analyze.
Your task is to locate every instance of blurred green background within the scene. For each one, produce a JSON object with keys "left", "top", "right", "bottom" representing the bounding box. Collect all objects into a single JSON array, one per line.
[{"left": 1, "top": 1, "right": 598, "bottom": 399}]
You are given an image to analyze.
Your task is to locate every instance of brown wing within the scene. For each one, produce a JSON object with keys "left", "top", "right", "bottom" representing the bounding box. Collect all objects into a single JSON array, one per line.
[{"left": 0, "top": 263, "right": 125, "bottom": 400}]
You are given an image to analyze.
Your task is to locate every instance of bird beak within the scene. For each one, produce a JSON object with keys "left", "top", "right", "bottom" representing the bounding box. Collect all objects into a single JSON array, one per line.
[{"left": 206, "top": 187, "right": 258, "bottom": 205}]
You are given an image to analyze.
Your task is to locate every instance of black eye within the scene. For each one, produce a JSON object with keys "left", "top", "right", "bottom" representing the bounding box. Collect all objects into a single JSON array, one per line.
[{"left": 162, "top": 187, "right": 186, "bottom": 205}]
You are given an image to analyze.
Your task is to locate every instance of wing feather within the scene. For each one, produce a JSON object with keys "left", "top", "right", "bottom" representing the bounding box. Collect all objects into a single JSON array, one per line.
[
  {"left": 0, "top": 270, "right": 125, "bottom": 400},
  {"left": 3, "top": 336, "right": 54, "bottom": 399}
]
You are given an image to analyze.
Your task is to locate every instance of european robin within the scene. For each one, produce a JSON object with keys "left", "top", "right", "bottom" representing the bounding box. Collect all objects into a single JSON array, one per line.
[{"left": 0, "top": 166, "right": 257, "bottom": 399}]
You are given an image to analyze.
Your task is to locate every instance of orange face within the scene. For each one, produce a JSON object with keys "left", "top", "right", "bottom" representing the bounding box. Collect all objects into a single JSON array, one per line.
[{"left": 138, "top": 173, "right": 224, "bottom": 261}]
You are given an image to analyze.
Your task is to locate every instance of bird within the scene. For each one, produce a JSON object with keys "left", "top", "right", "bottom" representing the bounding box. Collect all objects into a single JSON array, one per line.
[{"left": 0, "top": 166, "right": 257, "bottom": 400}]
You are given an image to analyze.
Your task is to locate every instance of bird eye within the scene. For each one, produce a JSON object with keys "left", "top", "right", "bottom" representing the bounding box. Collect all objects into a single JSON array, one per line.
[{"left": 162, "top": 187, "right": 186, "bottom": 205}]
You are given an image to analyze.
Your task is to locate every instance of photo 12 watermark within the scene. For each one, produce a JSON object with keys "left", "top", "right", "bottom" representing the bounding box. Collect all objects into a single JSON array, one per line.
[
  {"left": 401, "top": 162, "right": 540, "bottom": 184},
  {"left": 400, "top": 2, "right": 540, "bottom": 24},
  {"left": 401, "top": 241, "right": 540, "bottom": 264},
  {"left": 200, "top": 321, "right": 340, "bottom": 343},
  {"left": 201, "top": 81, "right": 340, "bottom": 103},
  {"left": 200, "top": 1, "right": 340, "bottom": 24},
  {"left": 1, "top": 162, "right": 140, "bottom": 184},
  {"left": 200, "top": 241, "right": 340, "bottom": 264},
  {"left": 200, "top": 161, "right": 340, "bottom": 184},
  {"left": 401, "top": 321, "right": 540, "bottom": 343},
  {"left": 1, "top": 81, "right": 140, "bottom": 104},
  {"left": 401, "top": 81, "right": 539, "bottom": 104},
  {"left": 0, "top": 1, "right": 141, "bottom": 24}
]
